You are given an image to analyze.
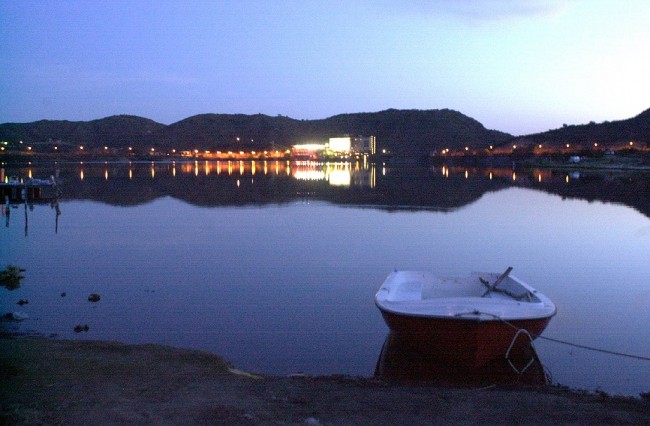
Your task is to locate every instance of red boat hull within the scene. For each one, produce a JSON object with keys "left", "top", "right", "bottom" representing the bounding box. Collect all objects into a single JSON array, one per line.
[
  {"left": 378, "top": 309, "right": 553, "bottom": 369},
  {"left": 375, "top": 332, "right": 549, "bottom": 386}
]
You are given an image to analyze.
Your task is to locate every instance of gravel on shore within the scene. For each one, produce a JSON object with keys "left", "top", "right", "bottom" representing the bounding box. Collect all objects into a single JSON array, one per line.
[{"left": 1, "top": 338, "right": 649, "bottom": 425}]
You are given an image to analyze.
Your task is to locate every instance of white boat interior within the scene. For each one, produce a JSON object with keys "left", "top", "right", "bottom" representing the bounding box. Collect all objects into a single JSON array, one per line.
[{"left": 375, "top": 269, "right": 556, "bottom": 321}]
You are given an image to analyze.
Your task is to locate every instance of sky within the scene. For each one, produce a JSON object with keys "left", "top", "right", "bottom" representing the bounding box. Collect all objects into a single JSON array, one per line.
[{"left": 1, "top": 0, "right": 649, "bottom": 136}]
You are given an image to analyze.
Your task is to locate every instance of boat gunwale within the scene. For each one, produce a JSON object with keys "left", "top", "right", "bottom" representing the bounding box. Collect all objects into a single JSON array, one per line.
[
  {"left": 374, "top": 270, "right": 557, "bottom": 322},
  {"left": 374, "top": 299, "right": 557, "bottom": 322}
]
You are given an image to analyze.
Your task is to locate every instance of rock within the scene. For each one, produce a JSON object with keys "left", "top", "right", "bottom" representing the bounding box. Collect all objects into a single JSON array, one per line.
[
  {"left": 74, "top": 324, "right": 90, "bottom": 333},
  {"left": 61, "top": 292, "right": 66, "bottom": 297},
  {"left": 88, "top": 293, "right": 101, "bottom": 302},
  {"left": 4, "top": 311, "right": 28, "bottom": 322}
]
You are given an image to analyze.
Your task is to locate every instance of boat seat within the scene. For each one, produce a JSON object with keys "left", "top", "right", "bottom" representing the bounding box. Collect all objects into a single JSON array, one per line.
[{"left": 421, "top": 278, "right": 480, "bottom": 299}]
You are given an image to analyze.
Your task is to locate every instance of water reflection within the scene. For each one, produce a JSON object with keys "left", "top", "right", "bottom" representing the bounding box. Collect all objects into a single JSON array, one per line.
[
  {"left": 3, "top": 161, "right": 650, "bottom": 218},
  {"left": 2, "top": 166, "right": 649, "bottom": 396},
  {"left": 375, "top": 332, "right": 548, "bottom": 387},
  {"left": 2, "top": 196, "right": 61, "bottom": 236}
]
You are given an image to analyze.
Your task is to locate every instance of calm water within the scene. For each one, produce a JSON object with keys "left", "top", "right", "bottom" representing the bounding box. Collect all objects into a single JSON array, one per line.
[{"left": 2, "top": 161, "right": 649, "bottom": 396}]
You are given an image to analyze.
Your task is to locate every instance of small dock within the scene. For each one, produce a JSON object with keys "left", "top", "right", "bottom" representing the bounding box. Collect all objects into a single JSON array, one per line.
[{"left": 1, "top": 176, "right": 59, "bottom": 203}]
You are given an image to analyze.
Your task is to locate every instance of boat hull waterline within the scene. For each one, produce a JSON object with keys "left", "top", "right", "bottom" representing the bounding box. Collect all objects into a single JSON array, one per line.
[{"left": 374, "top": 269, "right": 556, "bottom": 369}]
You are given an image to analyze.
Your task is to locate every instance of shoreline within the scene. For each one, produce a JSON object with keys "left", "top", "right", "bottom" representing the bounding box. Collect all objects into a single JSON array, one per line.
[
  {"left": 2, "top": 337, "right": 649, "bottom": 424},
  {"left": 3, "top": 151, "right": 650, "bottom": 170}
]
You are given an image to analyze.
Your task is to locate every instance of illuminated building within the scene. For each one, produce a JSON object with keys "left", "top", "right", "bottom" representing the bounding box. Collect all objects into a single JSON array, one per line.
[
  {"left": 351, "top": 136, "right": 376, "bottom": 155},
  {"left": 328, "top": 137, "right": 351, "bottom": 153},
  {"left": 291, "top": 143, "right": 326, "bottom": 159},
  {"left": 329, "top": 136, "right": 377, "bottom": 155}
]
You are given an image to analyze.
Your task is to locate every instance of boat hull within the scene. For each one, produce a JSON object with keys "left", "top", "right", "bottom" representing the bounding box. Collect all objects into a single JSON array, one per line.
[
  {"left": 375, "top": 332, "right": 548, "bottom": 386},
  {"left": 377, "top": 308, "right": 553, "bottom": 369}
]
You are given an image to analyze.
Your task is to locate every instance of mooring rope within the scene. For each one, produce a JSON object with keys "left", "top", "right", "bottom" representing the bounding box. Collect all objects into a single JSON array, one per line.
[
  {"left": 537, "top": 335, "right": 650, "bottom": 361},
  {"left": 458, "top": 310, "right": 650, "bottom": 362}
]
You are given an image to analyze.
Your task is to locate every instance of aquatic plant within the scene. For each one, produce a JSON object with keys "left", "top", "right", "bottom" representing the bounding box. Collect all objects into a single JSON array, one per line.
[{"left": 0, "top": 265, "right": 25, "bottom": 291}]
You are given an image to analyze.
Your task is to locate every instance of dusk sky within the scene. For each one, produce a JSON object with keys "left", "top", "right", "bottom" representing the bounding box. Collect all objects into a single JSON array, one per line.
[{"left": 1, "top": 0, "right": 649, "bottom": 136}]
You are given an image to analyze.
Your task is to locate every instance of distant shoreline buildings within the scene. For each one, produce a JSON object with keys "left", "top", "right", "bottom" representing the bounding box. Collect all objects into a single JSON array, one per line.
[{"left": 292, "top": 136, "right": 377, "bottom": 160}]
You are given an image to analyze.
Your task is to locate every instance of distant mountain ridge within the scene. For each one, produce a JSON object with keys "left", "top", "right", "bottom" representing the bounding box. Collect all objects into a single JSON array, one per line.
[
  {"left": 511, "top": 108, "right": 650, "bottom": 147},
  {"left": 1, "top": 107, "right": 649, "bottom": 156},
  {"left": 0, "top": 109, "right": 511, "bottom": 157},
  {"left": 0, "top": 115, "right": 165, "bottom": 148}
]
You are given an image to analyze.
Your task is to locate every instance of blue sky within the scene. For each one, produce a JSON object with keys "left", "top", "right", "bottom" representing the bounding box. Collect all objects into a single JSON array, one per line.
[{"left": 1, "top": 0, "right": 649, "bottom": 135}]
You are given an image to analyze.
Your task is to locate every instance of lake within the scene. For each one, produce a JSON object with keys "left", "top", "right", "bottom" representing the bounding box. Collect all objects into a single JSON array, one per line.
[{"left": 2, "top": 160, "right": 649, "bottom": 396}]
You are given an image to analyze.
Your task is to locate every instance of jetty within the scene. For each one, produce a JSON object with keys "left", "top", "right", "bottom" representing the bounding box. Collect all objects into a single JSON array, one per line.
[{"left": 1, "top": 169, "right": 59, "bottom": 203}]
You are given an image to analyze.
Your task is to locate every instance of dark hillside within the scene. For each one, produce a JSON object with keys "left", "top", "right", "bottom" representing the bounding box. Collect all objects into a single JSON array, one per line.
[
  {"left": 1, "top": 109, "right": 511, "bottom": 157},
  {"left": 156, "top": 113, "right": 301, "bottom": 151},
  {"left": 0, "top": 115, "right": 164, "bottom": 148},
  {"left": 307, "top": 109, "right": 511, "bottom": 156},
  {"left": 515, "top": 107, "right": 650, "bottom": 147}
]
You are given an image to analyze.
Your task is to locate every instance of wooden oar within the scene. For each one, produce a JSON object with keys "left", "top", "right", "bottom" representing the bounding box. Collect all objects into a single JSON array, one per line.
[
  {"left": 492, "top": 266, "right": 513, "bottom": 290},
  {"left": 481, "top": 266, "right": 513, "bottom": 297}
]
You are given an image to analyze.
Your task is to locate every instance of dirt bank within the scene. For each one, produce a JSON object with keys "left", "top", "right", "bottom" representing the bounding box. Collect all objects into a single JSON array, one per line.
[{"left": 1, "top": 338, "right": 649, "bottom": 425}]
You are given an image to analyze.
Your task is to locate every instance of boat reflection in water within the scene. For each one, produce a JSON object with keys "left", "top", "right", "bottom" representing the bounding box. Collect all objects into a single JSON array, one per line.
[{"left": 375, "top": 332, "right": 549, "bottom": 387}]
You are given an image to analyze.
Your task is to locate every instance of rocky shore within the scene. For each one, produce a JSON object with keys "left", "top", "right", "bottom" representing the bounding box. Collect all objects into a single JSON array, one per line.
[{"left": 1, "top": 338, "right": 649, "bottom": 425}]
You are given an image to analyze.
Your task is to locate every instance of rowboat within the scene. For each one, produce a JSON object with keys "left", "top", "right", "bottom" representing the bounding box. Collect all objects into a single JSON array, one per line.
[{"left": 374, "top": 267, "right": 556, "bottom": 368}]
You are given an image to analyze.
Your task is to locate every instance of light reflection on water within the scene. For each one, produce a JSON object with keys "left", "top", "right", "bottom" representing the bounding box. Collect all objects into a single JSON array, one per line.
[{"left": 1, "top": 162, "right": 649, "bottom": 396}]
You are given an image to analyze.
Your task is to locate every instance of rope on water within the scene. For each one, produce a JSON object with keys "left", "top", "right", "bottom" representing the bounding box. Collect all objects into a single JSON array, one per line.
[
  {"left": 458, "top": 310, "right": 650, "bottom": 362},
  {"left": 537, "top": 335, "right": 650, "bottom": 362}
]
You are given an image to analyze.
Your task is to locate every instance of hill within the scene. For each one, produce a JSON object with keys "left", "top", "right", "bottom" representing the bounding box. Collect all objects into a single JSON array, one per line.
[
  {"left": 511, "top": 107, "right": 650, "bottom": 148},
  {"left": 1, "top": 109, "right": 511, "bottom": 157},
  {"left": 0, "top": 115, "right": 165, "bottom": 148},
  {"left": 303, "top": 109, "right": 511, "bottom": 156},
  {"left": 155, "top": 109, "right": 512, "bottom": 155}
]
